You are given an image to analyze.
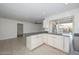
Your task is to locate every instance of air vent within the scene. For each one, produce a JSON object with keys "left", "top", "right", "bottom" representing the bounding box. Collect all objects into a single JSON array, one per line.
[{"left": 34, "top": 22, "right": 42, "bottom": 24}]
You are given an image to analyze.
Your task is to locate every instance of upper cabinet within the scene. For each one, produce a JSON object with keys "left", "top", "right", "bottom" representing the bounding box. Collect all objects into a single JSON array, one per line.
[
  {"left": 43, "top": 20, "right": 51, "bottom": 32},
  {"left": 43, "top": 19, "right": 57, "bottom": 33},
  {"left": 50, "top": 21, "right": 57, "bottom": 33},
  {"left": 43, "top": 20, "right": 49, "bottom": 29},
  {"left": 43, "top": 16, "right": 73, "bottom": 34},
  {"left": 73, "top": 14, "right": 79, "bottom": 33}
]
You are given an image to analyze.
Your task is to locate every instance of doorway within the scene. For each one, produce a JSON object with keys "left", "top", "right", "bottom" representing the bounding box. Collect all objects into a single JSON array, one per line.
[{"left": 17, "top": 23, "right": 23, "bottom": 37}]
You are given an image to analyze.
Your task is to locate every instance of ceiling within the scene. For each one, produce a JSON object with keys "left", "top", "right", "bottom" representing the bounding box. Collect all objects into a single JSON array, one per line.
[{"left": 0, "top": 3, "right": 79, "bottom": 23}]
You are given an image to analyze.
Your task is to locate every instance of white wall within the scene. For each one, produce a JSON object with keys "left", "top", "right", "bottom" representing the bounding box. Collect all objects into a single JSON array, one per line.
[
  {"left": 0, "top": 18, "right": 17, "bottom": 40},
  {"left": 23, "top": 22, "right": 43, "bottom": 33},
  {"left": 0, "top": 18, "right": 43, "bottom": 40},
  {"left": 45, "top": 8, "right": 79, "bottom": 33}
]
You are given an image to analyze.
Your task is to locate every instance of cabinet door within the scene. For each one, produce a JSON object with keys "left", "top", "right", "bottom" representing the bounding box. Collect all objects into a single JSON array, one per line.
[
  {"left": 43, "top": 20, "right": 49, "bottom": 28},
  {"left": 74, "top": 15, "right": 79, "bottom": 33},
  {"left": 26, "top": 37, "right": 31, "bottom": 49},
  {"left": 43, "top": 20, "right": 46, "bottom": 28},
  {"left": 47, "top": 38, "right": 55, "bottom": 47},
  {"left": 31, "top": 35, "right": 43, "bottom": 50},
  {"left": 57, "top": 36, "right": 63, "bottom": 50},
  {"left": 64, "top": 37, "right": 70, "bottom": 53},
  {"left": 43, "top": 34, "right": 48, "bottom": 44},
  {"left": 47, "top": 35, "right": 57, "bottom": 47}
]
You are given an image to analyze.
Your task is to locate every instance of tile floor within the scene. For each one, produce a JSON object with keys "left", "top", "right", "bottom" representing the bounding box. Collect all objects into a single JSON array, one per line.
[{"left": 0, "top": 37, "right": 66, "bottom": 55}]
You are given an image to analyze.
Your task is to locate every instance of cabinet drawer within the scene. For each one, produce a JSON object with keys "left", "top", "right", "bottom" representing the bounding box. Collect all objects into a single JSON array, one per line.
[
  {"left": 48, "top": 35, "right": 57, "bottom": 39},
  {"left": 48, "top": 38, "right": 57, "bottom": 47},
  {"left": 58, "top": 36, "right": 63, "bottom": 39},
  {"left": 31, "top": 39, "right": 43, "bottom": 49},
  {"left": 31, "top": 38, "right": 42, "bottom": 44},
  {"left": 48, "top": 40, "right": 56, "bottom": 47},
  {"left": 43, "top": 38, "right": 48, "bottom": 44},
  {"left": 48, "top": 34, "right": 57, "bottom": 37},
  {"left": 31, "top": 34, "right": 42, "bottom": 38},
  {"left": 31, "top": 35, "right": 37, "bottom": 39}
]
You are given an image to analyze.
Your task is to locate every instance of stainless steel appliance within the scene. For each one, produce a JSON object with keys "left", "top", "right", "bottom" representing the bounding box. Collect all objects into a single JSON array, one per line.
[{"left": 73, "top": 33, "right": 79, "bottom": 53}]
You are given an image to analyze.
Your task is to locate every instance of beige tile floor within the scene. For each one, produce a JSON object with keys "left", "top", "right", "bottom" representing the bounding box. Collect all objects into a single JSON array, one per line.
[{"left": 0, "top": 37, "right": 66, "bottom": 55}]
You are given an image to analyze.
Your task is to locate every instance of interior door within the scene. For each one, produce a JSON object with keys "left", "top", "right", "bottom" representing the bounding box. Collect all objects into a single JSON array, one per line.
[{"left": 17, "top": 23, "right": 23, "bottom": 37}]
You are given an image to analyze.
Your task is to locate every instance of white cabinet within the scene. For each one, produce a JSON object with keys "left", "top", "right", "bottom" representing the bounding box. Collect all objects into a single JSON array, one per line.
[
  {"left": 27, "top": 34, "right": 43, "bottom": 50},
  {"left": 43, "top": 20, "right": 46, "bottom": 28},
  {"left": 42, "top": 34, "right": 48, "bottom": 44},
  {"left": 57, "top": 36, "right": 63, "bottom": 51},
  {"left": 47, "top": 34, "right": 58, "bottom": 48},
  {"left": 26, "top": 33, "right": 70, "bottom": 53},
  {"left": 43, "top": 20, "right": 49, "bottom": 29},
  {"left": 47, "top": 34, "right": 70, "bottom": 53},
  {"left": 63, "top": 36, "right": 70, "bottom": 53},
  {"left": 73, "top": 15, "right": 79, "bottom": 33},
  {"left": 47, "top": 35, "right": 64, "bottom": 50},
  {"left": 26, "top": 37, "right": 31, "bottom": 49}
]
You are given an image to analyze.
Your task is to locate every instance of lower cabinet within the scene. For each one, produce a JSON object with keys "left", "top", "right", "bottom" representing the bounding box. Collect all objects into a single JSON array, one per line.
[
  {"left": 26, "top": 33, "right": 70, "bottom": 53},
  {"left": 46, "top": 34, "right": 70, "bottom": 53},
  {"left": 56, "top": 36, "right": 64, "bottom": 51},
  {"left": 27, "top": 34, "right": 43, "bottom": 50},
  {"left": 42, "top": 34, "right": 48, "bottom": 44},
  {"left": 63, "top": 37, "right": 70, "bottom": 53},
  {"left": 47, "top": 35, "right": 57, "bottom": 48}
]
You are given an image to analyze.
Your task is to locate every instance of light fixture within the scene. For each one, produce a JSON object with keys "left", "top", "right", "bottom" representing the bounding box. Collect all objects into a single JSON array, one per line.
[{"left": 64, "top": 3, "right": 68, "bottom": 5}]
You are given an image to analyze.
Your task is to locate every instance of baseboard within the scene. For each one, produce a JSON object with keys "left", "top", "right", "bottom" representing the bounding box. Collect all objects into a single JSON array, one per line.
[{"left": 0, "top": 37, "right": 17, "bottom": 41}]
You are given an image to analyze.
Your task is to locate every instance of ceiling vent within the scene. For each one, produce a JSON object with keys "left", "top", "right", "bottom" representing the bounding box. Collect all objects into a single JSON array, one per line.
[{"left": 34, "top": 22, "right": 42, "bottom": 24}]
